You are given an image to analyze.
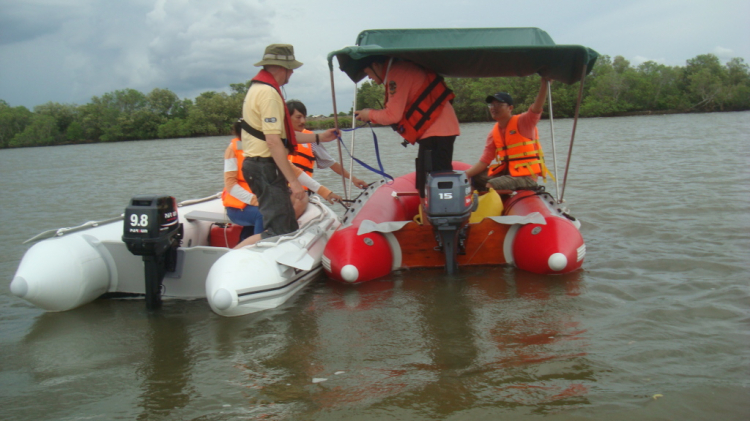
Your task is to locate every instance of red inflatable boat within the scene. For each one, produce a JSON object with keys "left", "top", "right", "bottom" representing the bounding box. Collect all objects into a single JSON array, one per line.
[
  {"left": 323, "top": 27, "right": 597, "bottom": 282},
  {"left": 322, "top": 163, "right": 585, "bottom": 283}
]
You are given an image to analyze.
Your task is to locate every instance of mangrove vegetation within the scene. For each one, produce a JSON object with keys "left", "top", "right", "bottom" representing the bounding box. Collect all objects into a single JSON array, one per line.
[{"left": 1, "top": 53, "right": 748, "bottom": 149}]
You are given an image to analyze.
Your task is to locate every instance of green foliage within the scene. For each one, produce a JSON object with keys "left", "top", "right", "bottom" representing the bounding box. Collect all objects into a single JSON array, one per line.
[
  {"left": 0, "top": 102, "right": 33, "bottom": 148},
  {"left": 3, "top": 51, "right": 749, "bottom": 149},
  {"left": 230, "top": 81, "right": 252, "bottom": 97},
  {"left": 683, "top": 54, "right": 726, "bottom": 111},
  {"left": 66, "top": 121, "right": 84, "bottom": 142},
  {"left": 146, "top": 88, "right": 179, "bottom": 117},
  {"left": 356, "top": 81, "right": 385, "bottom": 110},
  {"left": 722, "top": 58, "right": 750, "bottom": 110},
  {"left": 34, "top": 102, "right": 78, "bottom": 134},
  {"left": 448, "top": 78, "right": 493, "bottom": 122},
  {"left": 157, "top": 118, "right": 192, "bottom": 139},
  {"left": 187, "top": 91, "right": 236, "bottom": 135},
  {"left": 631, "top": 61, "right": 682, "bottom": 110},
  {"left": 171, "top": 98, "right": 193, "bottom": 120},
  {"left": 9, "top": 114, "right": 61, "bottom": 147},
  {"left": 546, "top": 80, "right": 584, "bottom": 118},
  {"left": 305, "top": 117, "right": 352, "bottom": 130},
  {"left": 581, "top": 55, "right": 636, "bottom": 116}
]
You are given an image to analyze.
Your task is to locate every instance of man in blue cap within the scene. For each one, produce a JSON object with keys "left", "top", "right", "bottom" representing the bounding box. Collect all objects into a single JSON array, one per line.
[{"left": 465, "top": 78, "right": 552, "bottom": 191}]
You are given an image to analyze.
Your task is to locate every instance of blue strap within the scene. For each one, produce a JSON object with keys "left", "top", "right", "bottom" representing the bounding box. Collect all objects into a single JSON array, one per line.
[{"left": 337, "top": 123, "right": 393, "bottom": 181}]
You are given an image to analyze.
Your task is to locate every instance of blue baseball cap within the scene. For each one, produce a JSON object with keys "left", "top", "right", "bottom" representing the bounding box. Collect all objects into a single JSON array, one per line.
[{"left": 485, "top": 92, "right": 514, "bottom": 106}]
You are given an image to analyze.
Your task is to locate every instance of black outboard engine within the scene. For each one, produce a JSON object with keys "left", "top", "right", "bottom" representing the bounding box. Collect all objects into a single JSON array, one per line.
[
  {"left": 424, "top": 171, "right": 477, "bottom": 274},
  {"left": 122, "top": 195, "right": 183, "bottom": 310}
]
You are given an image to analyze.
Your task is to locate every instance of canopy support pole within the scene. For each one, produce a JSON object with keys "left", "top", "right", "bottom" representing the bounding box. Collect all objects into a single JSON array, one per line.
[
  {"left": 347, "top": 82, "right": 358, "bottom": 198},
  {"left": 559, "top": 65, "right": 587, "bottom": 203},
  {"left": 546, "top": 79, "right": 560, "bottom": 203},
  {"left": 329, "top": 69, "right": 348, "bottom": 200}
]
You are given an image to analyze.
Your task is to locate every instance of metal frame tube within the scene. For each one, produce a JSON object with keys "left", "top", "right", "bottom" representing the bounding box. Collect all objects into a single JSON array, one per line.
[
  {"left": 559, "top": 65, "right": 587, "bottom": 203},
  {"left": 329, "top": 70, "right": 348, "bottom": 199},
  {"left": 347, "top": 82, "right": 358, "bottom": 198},
  {"left": 546, "top": 79, "right": 560, "bottom": 203}
]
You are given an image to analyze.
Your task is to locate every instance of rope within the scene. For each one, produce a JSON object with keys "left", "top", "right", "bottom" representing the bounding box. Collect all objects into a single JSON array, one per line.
[{"left": 336, "top": 123, "right": 394, "bottom": 181}]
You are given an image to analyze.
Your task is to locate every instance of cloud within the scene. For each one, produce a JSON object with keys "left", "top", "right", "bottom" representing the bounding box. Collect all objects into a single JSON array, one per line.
[
  {"left": 712, "top": 46, "right": 734, "bottom": 59},
  {"left": 2, "top": 0, "right": 749, "bottom": 111},
  {"left": 144, "top": 0, "right": 274, "bottom": 93},
  {"left": 0, "top": 0, "right": 77, "bottom": 45},
  {"left": 0, "top": 0, "right": 274, "bottom": 106}
]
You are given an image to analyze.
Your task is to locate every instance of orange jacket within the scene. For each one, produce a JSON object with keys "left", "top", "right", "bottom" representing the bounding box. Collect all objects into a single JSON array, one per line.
[
  {"left": 386, "top": 69, "right": 455, "bottom": 145},
  {"left": 222, "top": 138, "right": 256, "bottom": 209},
  {"left": 289, "top": 130, "right": 316, "bottom": 176},
  {"left": 489, "top": 115, "right": 546, "bottom": 178}
]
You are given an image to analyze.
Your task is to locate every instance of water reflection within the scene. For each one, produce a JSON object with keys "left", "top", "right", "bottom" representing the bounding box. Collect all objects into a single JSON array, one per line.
[
  {"left": 222, "top": 268, "right": 593, "bottom": 418},
  {"left": 136, "top": 311, "right": 194, "bottom": 420},
  {"left": 402, "top": 268, "right": 591, "bottom": 415},
  {"left": 207, "top": 285, "right": 324, "bottom": 417},
  {"left": 480, "top": 269, "right": 592, "bottom": 411},
  {"left": 399, "top": 273, "right": 481, "bottom": 414},
  {"left": 4, "top": 112, "right": 749, "bottom": 419},
  {"left": 18, "top": 301, "right": 198, "bottom": 420}
]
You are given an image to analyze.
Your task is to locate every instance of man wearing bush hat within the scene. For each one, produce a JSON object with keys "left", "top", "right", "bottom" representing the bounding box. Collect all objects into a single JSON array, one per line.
[
  {"left": 237, "top": 44, "right": 339, "bottom": 246},
  {"left": 465, "top": 78, "right": 552, "bottom": 191}
]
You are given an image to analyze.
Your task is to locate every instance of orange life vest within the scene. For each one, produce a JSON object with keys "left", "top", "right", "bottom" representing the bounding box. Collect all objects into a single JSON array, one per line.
[
  {"left": 386, "top": 68, "right": 455, "bottom": 145},
  {"left": 222, "top": 138, "right": 254, "bottom": 209},
  {"left": 488, "top": 115, "right": 550, "bottom": 179},
  {"left": 289, "top": 129, "right": 316, "bottom": 176}
]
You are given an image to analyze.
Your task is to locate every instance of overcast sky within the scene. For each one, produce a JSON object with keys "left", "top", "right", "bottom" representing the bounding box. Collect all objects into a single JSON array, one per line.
[{"left": 1, "top": 0, "right": 748, "bottom": 115}]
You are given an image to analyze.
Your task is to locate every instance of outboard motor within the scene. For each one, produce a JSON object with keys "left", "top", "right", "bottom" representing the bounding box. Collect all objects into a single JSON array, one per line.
[
  {"left": 122, "top": 195, "right": 182, "bottom": 310},
  {"left": 424, "top": 171, "right": 477, "bottom": 274}
]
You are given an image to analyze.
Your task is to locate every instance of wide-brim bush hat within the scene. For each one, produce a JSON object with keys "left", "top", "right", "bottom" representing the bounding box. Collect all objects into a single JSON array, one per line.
[{"left": 254, "top": 44, "right": 303, "bottom": 70}]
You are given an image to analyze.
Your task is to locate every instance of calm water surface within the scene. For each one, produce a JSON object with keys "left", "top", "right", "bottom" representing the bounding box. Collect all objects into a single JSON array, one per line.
[{"left": 1, "top": 112, "right": 748, "bottom": 420}]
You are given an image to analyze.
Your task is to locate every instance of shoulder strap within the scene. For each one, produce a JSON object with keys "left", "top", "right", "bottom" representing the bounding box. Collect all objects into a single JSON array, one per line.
[
  {"left": 239, "top": 118, "right": 265, "bottom": 141},
  {"left": 291, "top": 162, "right": 314, "bottom": 173},
  {"left": 294, "top": 150, "right": 315, "bottom": 161}
]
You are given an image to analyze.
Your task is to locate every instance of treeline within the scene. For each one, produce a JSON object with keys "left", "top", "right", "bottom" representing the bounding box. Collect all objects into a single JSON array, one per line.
[
  {"left": 2, "top": 53, "right": 748, "bottom": 149},
  {"left": 357, "top": 54, "right": 750, "bottom": 120},
  {"left": 0, "top": 82, "right": 252, "bottom": 149}
]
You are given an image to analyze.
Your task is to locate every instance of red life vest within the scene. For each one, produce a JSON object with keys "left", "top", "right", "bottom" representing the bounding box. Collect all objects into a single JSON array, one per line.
[
  {"left": 386, "top": 67, "right": 455, "bottom": 145},
  {"left": 488, "top": 115, "right": 549, "bottom": 179},
  {"left": 289, "top": 129, "right": 316, "bottom": 176},
  {"left": 246, "top": 69, "right": 298, "bottom": 153},
  {"left": 222, "top": 138, "right": 254, "bottom": 209}
]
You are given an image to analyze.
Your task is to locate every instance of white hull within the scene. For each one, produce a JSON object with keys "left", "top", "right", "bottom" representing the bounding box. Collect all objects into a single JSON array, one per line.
[
  {"left": 206, "top": 199, "right": 340, "bottom": 317},
  {"left": 11, "top": 195, "right": 340, "bottom": 316}
]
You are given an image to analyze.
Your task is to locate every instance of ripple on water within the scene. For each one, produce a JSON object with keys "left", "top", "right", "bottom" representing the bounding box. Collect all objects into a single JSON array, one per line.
[{"left": 1, "top": 113, "right": 749, "bottom": 420}]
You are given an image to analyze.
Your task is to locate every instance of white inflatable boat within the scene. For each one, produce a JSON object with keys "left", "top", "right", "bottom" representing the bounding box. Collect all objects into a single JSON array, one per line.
[
  {"left": 10, "top": 194, "right": 340, "bottom": 316},
  {"left": 206, "top": 204, "right": 339, "bottom": 317}
]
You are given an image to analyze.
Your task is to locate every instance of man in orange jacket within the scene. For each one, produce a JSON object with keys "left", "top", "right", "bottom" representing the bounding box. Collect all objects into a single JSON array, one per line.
[
  {"left": 353, "top": 56, "right": 459, "bottom": 197},
  {"left": 464, "top": 78, "right": 551, "bottom": 191},
  {"left": 287, "top": 99, "right": 367, "bottom": 189}
]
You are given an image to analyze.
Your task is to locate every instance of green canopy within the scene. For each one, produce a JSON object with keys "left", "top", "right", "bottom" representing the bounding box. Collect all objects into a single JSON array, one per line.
[{"left": 327, "top": 27, "right": 599, "bottom": 85}]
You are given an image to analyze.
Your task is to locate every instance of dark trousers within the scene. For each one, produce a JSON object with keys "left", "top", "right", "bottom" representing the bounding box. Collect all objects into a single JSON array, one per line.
[
  {"left": 415, "top": 136, "right": 456, "bottom": 197},
  {"left": 241, "top": 158, "right": 298, "bottom": 239}
]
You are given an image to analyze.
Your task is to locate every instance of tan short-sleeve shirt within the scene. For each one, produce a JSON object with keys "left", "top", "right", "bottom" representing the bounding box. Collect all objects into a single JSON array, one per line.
[{"left": 242, "top": 83, "right": 287, "bottom": 158}]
